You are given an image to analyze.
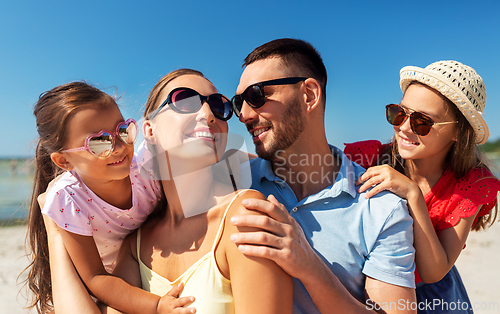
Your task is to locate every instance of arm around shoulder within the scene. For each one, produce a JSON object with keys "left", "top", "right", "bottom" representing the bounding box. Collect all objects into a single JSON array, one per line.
[
  {"left": 223, "top": 190, "right": 293, "bottom": 314},
  {"left": 43, "top": 215, "right": 101, "bottom": 313},
  {"left": 229, "top": 191, "right": 380, "bottom": 313}
]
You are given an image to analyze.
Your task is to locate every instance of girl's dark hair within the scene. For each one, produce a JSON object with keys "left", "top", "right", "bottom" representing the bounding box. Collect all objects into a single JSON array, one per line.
[
  {"left": 383, "top": 81, "right": 498, "bottom": 231},
  {"left": 24, "top": 82, "right": 117, "bottom": 313}
]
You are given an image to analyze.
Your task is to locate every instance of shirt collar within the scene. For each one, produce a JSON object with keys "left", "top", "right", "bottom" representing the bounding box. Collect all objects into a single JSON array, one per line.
[
  {"left": 258, "top": 157, "right": 277, "bottom": 183},
  {"left": 253, "top": 145, "right": 360, "bottom": 199},
  {"left": 332, "top": 145, "right": 359, "bottom": 199}
]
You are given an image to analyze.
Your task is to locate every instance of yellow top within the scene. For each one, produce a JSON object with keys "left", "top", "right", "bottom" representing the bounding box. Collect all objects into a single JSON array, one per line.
[{"left": 138, "top": 191, "right": 248, "bottom": 314}]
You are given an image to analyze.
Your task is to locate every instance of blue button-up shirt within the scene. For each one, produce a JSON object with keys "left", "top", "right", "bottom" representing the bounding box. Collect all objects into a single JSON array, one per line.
[{"left": 250, "top": 145, "right": 415, "bottom": 313}]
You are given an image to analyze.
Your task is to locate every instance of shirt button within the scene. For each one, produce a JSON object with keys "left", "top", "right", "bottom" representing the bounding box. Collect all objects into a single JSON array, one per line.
[{"left": 292, "top": 207, "right": 298, "bottom": 213}]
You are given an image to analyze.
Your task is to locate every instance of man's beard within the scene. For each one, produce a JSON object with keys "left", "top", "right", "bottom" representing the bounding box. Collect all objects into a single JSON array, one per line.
[{"left": 254, "top": 99, "right": 305, "bottom": 161}]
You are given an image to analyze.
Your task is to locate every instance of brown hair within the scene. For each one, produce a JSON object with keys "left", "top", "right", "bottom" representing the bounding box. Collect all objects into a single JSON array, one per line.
[
  {"left": 143, "top": 68, "right": 206, "bottom": 119},
  {"left": 444, "top": 96, "right": 497, "bottom": 230},
  {"left": 243, "top": 38, "right": 327, "bottom": 105},
  {"left": 24, "top": 82, "right": 117, "bottom": 313},
  {"left": 385, "top": 82, "right": 498, "bottom": 230}
]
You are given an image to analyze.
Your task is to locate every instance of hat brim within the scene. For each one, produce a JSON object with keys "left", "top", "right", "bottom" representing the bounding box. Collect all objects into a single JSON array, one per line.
[{"left": 400, "top": 66, "right": 489, "bottom": 144}]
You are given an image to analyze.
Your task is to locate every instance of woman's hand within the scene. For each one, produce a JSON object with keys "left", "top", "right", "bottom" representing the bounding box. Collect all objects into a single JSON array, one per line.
[
  {"left": 229, "top": 194, "right": 320, "bottom": 281},
  {"left": 356, "top": 165, "right": 420, "bottom": 200},
  {"left": 157, "top": 283, "right": 196, "bottom": 314}
]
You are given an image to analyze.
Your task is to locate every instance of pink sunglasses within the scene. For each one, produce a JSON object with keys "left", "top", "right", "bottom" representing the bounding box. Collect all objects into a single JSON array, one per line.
[{"left": 61, "top": 119, "right": 138, "bottom": 158}]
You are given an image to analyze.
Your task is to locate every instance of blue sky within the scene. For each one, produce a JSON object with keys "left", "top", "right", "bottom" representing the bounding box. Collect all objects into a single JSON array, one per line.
[{"left": 1, "top": 0, "right": 499, "bottom": 158}]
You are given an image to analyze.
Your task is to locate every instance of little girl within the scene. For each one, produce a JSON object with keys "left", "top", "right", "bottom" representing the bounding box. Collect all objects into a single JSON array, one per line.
[
  {"left": 345, "top": 60, "right": 500, "bottom": 313},
  {"left": 25, "top": 82, "right": 195, "bottom": 313}
]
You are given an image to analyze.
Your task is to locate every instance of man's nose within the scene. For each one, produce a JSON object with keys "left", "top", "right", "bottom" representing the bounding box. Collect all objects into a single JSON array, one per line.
[{"left": 238, "top": 101, "right": 258, "bottom": 124}]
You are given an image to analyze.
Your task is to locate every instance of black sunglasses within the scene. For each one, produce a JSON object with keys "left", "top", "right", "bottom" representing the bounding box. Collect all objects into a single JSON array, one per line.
[
  {"left": 231, "top": 77, "right": 307, "bottom": 117},
  {"left": 386, "top": 104, "right": 458, "bottom": 136},
  {"left": 150, "top": 87, "right": 233, "bottom": 121}
]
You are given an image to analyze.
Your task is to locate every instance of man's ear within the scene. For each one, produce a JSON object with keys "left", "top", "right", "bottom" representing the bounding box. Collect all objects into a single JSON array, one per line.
[
  {"left": 143, "top": 120, "right": 157, "bottom": 144},
  {"left": 302, "top": 78, "right": 322, "bottom": 113},
  {"left": 50, "top": 152, "right": 74, "bottom": 171}
]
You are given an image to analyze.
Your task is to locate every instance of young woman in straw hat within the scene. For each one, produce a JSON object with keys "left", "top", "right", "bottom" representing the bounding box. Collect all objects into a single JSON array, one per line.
[{"left": 345, "top": 60, "right": 500, "bottom": 313}]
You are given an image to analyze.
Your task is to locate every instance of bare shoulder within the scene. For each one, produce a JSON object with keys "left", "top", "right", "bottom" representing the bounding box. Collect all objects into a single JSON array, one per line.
[
  {"left": 218, "top": 189, "right": 268, "bottom": 278},
  {"left": 222, "top": 189, "right": 268, "bottom": 236},
  {"left": 227, "top": 189, "right": 266, "bottom": 217},
  {"left": 237, "top": 189, "right": 266, "bottom": 201}
]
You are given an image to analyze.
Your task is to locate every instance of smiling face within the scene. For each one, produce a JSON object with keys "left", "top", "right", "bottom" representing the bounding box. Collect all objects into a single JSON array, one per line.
[
  {"left": 395, "top": 83, "right": 458, "bottom": 165},
  {"left": 146, "top": 74, "right": 229, "bottom": 169},
  {"left": 61, "top": 102, "right": 134, "bottom": 185},
  {"left": 235, "top": 58, "right": 306, "bottom": 161}
]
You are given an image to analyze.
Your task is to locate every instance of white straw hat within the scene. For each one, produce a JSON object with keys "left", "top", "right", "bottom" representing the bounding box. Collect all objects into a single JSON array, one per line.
[{"left": 400, "top": 60, "right": 489, "bottom": 144}]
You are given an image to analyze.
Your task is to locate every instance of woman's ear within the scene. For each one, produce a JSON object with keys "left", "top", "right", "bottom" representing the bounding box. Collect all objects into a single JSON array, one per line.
[
  {"left": 302, "top": 78, "right": 322, "bottom": 113},
  {"left": 143, "top": 120, "right": 157, "bottom": 144},
  {"left": 50, "top": 152, "right": 74, "bottom": 171},
  {"left": 452, "top": 128, "right": 458, "bottom": 142}
]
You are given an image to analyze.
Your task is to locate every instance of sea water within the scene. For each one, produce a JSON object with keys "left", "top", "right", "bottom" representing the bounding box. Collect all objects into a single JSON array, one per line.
[
  {"left": 0, "top": 155, "right": 499, "bottom": 222},
  {"left": 0, "top": 159, "right": 34, "bottom": 221}
]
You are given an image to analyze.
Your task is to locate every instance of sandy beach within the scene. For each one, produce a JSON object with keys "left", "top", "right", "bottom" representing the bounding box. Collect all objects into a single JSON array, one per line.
[
  {"left": 2, "top": 219, "right": 500, "bottom": 314},
  {"left": 455, "top": 220, "right": 500, "bottom": 313},
  {"left": 0, "top": 224, "right": 36, "bottom": 314}
]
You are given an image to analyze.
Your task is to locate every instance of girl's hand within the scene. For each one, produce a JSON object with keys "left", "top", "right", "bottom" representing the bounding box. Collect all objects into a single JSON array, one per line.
[
  {"left": 356, "top": 165, "right": 419, "bottom": 200},
  {"left": 157, "top": 283, "right": 196, "bottom": 314}
]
